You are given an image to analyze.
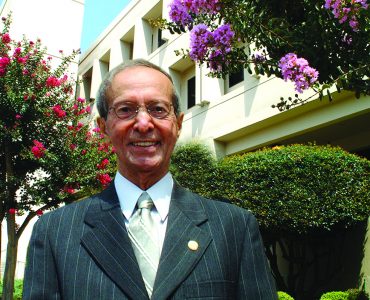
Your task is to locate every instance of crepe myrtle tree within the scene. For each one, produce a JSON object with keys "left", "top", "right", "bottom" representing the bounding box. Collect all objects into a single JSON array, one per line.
[
  {"left": 0, "top": 15, "right": 116, "bottom": 298},
  {"left": 155, "top": 0, "right": 370, "bottom": 110}
]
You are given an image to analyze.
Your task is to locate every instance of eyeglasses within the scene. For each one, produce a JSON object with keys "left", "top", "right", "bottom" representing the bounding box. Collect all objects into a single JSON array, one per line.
[{"left": 108, "top": 101, "right": 173, "bottom": 120}]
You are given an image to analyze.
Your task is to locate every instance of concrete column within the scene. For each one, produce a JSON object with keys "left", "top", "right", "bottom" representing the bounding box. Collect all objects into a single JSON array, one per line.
[
  {"left": 90, "top": 59, "right": 109, "bottom": 100},
  {"left": 133, "top": 19, "right": 152, "bottom": 58}
]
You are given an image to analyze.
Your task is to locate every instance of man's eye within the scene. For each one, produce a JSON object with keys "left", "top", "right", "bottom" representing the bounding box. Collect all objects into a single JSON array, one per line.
[
  {"left": 116, "top": 105, "right": 135, "bottom": 114},
  {"left": 153, "top": 105, "right": 165, "bottom": 112},
  {"left": 150, "top": 104, "right": 168, "bottom": 113}
]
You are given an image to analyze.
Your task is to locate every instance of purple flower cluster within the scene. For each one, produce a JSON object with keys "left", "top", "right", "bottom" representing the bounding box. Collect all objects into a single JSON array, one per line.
[
  {"left": 324, "top": 0, "right": 368, "bottom": 31},
  {"left": 251, "top": 52, "right": 267, "bottom": 63},
  {"left": 169, "top": 0, "right": 192, "bottom": 26},
  {"left": 189, "top": 24, "right": 213, "bottom": 61},
  {"left": 189, "top": 23, "right": 234, "bottom": 71},
  {"left": 279, "top": 53, "right": 319, "bottom": 93},
  {"left": 169, "top": 0, "right": 221, "bottom": 26}
]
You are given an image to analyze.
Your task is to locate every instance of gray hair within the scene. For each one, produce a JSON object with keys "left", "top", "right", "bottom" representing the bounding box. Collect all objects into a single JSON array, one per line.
[{"left": 96, "top": 59, "right": 180, "bottom": 119}]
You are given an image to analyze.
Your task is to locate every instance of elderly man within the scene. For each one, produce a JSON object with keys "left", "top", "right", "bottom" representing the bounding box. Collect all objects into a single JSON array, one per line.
[{"left": 23, "top": 59, "right": 277, "bottom": 299}]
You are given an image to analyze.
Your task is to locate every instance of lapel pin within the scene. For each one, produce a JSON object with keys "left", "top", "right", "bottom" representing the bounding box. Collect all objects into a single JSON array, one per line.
[{"left": 188, "top": 240, "right": 199, "bottom": 251}]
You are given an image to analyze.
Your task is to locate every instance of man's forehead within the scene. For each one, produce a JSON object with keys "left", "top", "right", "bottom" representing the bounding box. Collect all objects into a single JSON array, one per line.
[{"left": 107, "top": 67, "right": 172, "bottom": 103}]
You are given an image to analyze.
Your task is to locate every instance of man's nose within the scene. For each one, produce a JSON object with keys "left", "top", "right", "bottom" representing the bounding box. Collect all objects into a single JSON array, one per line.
[{"left": 133, "top": 109, "right": 154, "bottom": 132}]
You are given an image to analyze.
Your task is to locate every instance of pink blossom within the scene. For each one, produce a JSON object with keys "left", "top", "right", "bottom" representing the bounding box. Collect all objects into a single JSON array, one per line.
[
  {"left": 77, "top": 97, "right": 85, "bottom": 103},
  {"left": 81, "top": 149, "right": 87, "bottom": 155},
  {"left": 97, "top": 158, "right": 109, "bottom": 170},
  {"left": 13, "top": 48, "right": 21, "bottom": 57},
  {"left": 98, "top": 142, "right": 110, "bottom": 152},
  {"left": 0, "top": 56, "right": 10, "bottom": 76},
  {"left": 86, "top": 106, "right": 91, "bottom": 114},
  {"left": 78, "top": 108, "right": 86, "bottom": 115},
  {"left": 64, "top": 185, "right": 75, "bottom": 194},
  {"left": 1, "top": 33, "right": 11, "bottom": 43},
  {"left": 69, "top": 144, "right": 76, "bottom": 150},
  {"left": 52, "top": 104, "right": 66, "bottom": 118},
  {"left": 97, "top": 173, "right": 112, "bottom": 187},
  {"left": 31, "top": 140, "right": 46, "bottom": 158},
  {"left": 9, "top": 208, "right": 18, "bottom": 214},
  {"left": 92, "top": 127, "right": 101, "bottom": 133},
  {"left": 17, "top": 57, "right": 27, "bottom": 64},
  {"left": 15, "top": 114, "right": 22, "bottom": 119},
  {"left": 46, "top": 76, "right": 61, "bottom": 87}
]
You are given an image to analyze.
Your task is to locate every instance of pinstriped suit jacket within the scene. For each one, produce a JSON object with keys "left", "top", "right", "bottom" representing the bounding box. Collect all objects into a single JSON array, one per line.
[{"left": 23, "top": 183, "right": 277, "bottom": 299}]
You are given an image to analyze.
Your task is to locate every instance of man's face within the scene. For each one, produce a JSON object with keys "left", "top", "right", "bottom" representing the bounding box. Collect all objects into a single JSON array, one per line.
[{"left": 98, "top": 66, "right": 184, "bottom": 187}]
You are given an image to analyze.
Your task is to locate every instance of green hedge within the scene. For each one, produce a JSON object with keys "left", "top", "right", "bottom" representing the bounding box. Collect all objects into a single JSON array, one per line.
[
  {"left": 171, "top": 143, "right": 370, "bottom": 234},
  {"left": 320, "top": 291, "right": 349, "bottom": 300},
  {"left": 278, "top": 291, "right": 295, "bottom": 299},
  {"left": 170, "top": 142, "right": 218, "bottom": 198}
]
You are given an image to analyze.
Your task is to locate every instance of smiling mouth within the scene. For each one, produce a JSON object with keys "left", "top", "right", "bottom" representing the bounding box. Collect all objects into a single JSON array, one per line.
[{"left": 131, "top": 141, "right": 159, "bottom": 147}]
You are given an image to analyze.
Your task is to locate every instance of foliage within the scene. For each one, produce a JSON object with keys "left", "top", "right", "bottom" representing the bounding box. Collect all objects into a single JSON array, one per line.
[
  {"left": 320, "top": 291, "right": 350, "bottom": 300},
  {"left": 0, "top": 13, "right": 116, "bottom": 218},
  {"left": 346, "top": 288, "right": 370, "bottom": 300},
  {"left": 217, "top": 144, "right": 370, "bottom": 234},
  {"left": 170, "top": 141, "right": 218, "bottom": 198},
  {"left": 171, "top": 141, "right": 370, "bottom": 299},
  {"left": 278, "top": 291, "right": 295, "bottom": 300},
  {"left": 160, "top": 0, "right": 370, "bottom": 109},
  {"left": 0, "top": 13, "right": 116, "bottom": 298},
  {"left": 0, "top": 278, "right": 23, "bottom": 299}
]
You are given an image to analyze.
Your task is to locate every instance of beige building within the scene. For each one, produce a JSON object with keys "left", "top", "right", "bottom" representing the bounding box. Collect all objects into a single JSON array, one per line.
[
  {"left": 0, "top": 0, "right": 85, "bottom": 278},
  {"left": 77, "top": 0, "right": 370, "bottom": 292},
  {"left": 78, "top": 0, "right": 370, "bottom": 159}
]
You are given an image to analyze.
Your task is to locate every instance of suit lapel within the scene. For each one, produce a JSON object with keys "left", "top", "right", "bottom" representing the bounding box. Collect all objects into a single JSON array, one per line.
[
  {"left": 152, "top": 184, "right": 212, "bottom": 300},
  {"left": 81, "top": 184, "right": 149, "bottom": 300}
]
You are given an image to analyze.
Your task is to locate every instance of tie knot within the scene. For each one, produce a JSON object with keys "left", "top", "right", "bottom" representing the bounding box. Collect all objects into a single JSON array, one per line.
[{"left": 137, "top": 192, "right": 153, "bottom": 210}]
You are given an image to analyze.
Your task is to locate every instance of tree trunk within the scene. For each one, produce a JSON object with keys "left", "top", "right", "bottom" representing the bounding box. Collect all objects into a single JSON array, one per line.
[{"left": 2, "top": 212, "right": 18, "bottom": 300}]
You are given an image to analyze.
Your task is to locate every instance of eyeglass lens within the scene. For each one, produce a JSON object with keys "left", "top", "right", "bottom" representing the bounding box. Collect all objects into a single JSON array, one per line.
[{"left": 111, "top": 102, "right": 172, "bottom": 120}]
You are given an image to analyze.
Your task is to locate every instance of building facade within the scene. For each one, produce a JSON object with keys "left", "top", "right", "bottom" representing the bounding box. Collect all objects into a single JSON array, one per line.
[{"left": 77, "top": 0, "right": 370, "bottom": 159}]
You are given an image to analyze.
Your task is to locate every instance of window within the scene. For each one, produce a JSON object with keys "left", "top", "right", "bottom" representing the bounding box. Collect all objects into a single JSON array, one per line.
[
  {"left": 229, "top": 68, "right": 244, "bottom": 88},
  {"left": 157, "top": 29, "right": 166, "bottom": 48},
  {"left": 187, "top": 76, "right": 196, "bottom": 109}
]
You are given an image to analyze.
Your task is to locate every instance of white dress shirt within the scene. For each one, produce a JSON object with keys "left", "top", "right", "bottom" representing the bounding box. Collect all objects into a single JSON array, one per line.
[{"left": 114, "top": 172, "right": 173, "bottom": 251}]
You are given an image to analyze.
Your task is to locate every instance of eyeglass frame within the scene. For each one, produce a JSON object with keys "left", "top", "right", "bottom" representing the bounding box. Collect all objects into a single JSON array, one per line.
[{"left": 108, "top": 101, "right": 174, "bottom": 121}]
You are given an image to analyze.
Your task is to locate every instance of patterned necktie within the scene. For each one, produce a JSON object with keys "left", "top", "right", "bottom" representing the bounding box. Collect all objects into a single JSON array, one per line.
[{"left": 128, "top": 192, "right": 160, "bottom": 298}]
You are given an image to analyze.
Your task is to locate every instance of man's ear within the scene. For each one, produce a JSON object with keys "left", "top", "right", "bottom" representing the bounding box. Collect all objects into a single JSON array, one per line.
[
  {"left": 176, "top": 112, "right": 184, "bottom": 138},
  {"left": 96, "top": 117, "right": 108, "bottom": 136}
]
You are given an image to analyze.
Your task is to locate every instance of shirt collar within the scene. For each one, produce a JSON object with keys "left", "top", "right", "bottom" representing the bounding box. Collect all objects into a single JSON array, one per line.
[{"left": 114, "top": 172, "right": 173, "bottom": 222}]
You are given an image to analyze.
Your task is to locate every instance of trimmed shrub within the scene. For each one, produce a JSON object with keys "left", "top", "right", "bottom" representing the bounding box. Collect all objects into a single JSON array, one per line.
[
  {"left": 171, "top": 142, "right": 370, "bottom": 298},
  {"left": 320, "top": 291, "right": 349, "bottom": 300},
  {"left": 217, "top": 144, "right": 370, "bottom": 234},
  {"left": 278, "top": 291, "right": 295, "bottom": 299},
  {"left": 171, "top": 142, "right": 219, "bottom": 198}
]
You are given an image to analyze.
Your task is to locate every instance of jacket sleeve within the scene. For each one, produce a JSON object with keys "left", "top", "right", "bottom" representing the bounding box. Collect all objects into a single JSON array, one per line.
[
  {"left": 237, "top": 212, "right": 278, "bottom": 299},
  {"left": 23, "top": 213, "right": 61, "bottom": 300}
]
